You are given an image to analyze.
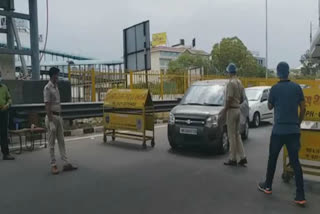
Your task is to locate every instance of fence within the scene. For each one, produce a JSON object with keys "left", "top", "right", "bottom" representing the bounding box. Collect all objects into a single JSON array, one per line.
[{"left": 68, "top": 68, "right": 320, "bottom": 102}]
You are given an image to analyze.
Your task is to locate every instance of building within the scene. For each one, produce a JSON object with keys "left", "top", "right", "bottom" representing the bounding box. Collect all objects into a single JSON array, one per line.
[
  {"left": 251, "top": 51, "right": 266, "bottom": 67},
  {"left": 255, "top": 56, "right": 266, "bottom": 67},
  {"left": 151, "top": 46, "right": 210, "bottom": 71}
]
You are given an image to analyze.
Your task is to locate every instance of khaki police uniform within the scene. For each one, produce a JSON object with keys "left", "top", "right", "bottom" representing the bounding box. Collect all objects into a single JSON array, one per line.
[
  {"left": 226, "top": 77, "right": 246, "bottom": 161},
  {"left": 44, "top": 81, "right": 68, "bottom": 166}
]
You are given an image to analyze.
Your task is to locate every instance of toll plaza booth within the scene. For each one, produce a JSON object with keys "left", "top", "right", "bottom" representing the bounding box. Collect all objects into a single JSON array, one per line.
[
  {"left": 282, "top": 87, "right": 320, "bottom": 182},
  {"left": 103, "top": 89, "right": 155, "bottom": 149}
]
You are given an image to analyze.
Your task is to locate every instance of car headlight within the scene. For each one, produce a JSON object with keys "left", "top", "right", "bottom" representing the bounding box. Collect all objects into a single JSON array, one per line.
[
  {"left": 169, "top": 113, "right": 175, "bottom": 125},
  {"left": 205, "top": 115, "right": 219, "bottom": 128}
]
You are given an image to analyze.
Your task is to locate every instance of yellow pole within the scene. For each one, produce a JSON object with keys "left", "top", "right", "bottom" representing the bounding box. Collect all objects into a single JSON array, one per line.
[
  {"left": 130, "top": 71, "right": 133, "bottom": 89},
  {"left": 184, "top": 71, "right": 187, "bottom": 93},
  {"left": 91, "top": 68, "right": 96, "bottom": 102},
  {"left": 160, "top": 71, "right": 164, "bottom": 100}
]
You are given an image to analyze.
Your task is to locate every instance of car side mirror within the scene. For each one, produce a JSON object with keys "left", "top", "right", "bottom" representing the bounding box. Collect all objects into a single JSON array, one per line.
[
  {"left": 177, "top": 97, "right": 182, "bottom": 103},
  {"left": 261, "top": 97, "right": 268, "bottom": 103}
]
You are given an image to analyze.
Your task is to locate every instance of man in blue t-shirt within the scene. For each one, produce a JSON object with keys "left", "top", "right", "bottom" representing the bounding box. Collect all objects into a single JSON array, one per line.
[{"left": 258, "top": 62, "right": 306, "bottom": 206}]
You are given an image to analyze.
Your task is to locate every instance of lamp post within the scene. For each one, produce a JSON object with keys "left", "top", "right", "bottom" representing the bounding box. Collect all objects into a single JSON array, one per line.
[{"left": 265, "top": 0, "right": 268, "bottom": 79}]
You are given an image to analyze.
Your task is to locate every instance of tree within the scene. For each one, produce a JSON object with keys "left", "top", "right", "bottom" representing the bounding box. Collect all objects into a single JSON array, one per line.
[
  {"left": 300, "top": 52, "right": 320, "bottom": 78},
  {"left": 168, "top": 52, "right": 211, "bottom": 74},
  {"left": 211, "top": 37, "right": 265, "bottom": 77}
]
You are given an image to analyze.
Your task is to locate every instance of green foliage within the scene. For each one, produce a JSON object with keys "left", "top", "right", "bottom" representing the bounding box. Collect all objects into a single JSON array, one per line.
[
  {"left": 167, "top": 37, "right": 267, "bottom": 78},
  {"left": 211, "top": 37, "right": 266, "bottom": 77},
  {"left": 300, "top": 53, "right": 320, "bottom": 78},
  {"left": 168, "top": 53, "right": 211, "bottom": 74}
]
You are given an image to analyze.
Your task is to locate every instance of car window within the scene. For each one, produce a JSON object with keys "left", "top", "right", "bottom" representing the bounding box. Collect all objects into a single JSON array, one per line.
[
  {"left": 245, "top": 89, "right": 262, "bottom": 101},
  {"left": 261, "top": 90, "right": 269, "bottom": 101},
  {"left": 181, "top": 85, "right": 225, "bottom": 106}
]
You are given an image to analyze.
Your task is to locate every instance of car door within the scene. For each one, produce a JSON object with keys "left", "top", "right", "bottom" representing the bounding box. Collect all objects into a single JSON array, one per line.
[
  {"left": 260, "top": 89, "right": 272, "bottom": 120},
  {"left": 265, "top": 89, "right": 274, "bottom": 119}
]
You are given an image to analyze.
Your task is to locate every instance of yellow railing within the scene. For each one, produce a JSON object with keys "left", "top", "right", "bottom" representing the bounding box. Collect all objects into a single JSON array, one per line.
[{"left": 68, "top": 68, "right": 320, "bottom": 102}]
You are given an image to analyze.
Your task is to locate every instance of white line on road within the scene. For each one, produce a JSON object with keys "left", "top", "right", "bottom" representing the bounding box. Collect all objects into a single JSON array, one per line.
[
  {"left": 65, "top": 124, "right": 167, "bottom": 142},
  {"left": 155, "top": 124, "right": 167, "bottom": 129},
  {"left": 66, "top": 134, "right": 103, "bottom": 142}
]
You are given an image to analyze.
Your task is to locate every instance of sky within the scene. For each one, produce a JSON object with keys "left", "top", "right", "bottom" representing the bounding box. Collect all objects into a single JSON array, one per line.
[{"left": 14, "top": 0, "right": 320, "bottom": 69}]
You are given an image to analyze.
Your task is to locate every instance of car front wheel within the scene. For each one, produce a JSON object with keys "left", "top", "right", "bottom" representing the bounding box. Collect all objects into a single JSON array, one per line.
[
  {"left": 252, "top": 112, "right": 260, "bottom": 128},
  {"left": 218, "top": 129, "right": 229, "bottom": 154},
  {"left": 242, "top": 119, "right": 249, "bottom": 140},
  {"left": 169, "top": 139, "right": 178, "bottom": 150}
]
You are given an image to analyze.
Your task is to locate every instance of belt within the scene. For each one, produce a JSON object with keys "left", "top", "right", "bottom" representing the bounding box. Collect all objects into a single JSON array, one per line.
[
  {"left": 52, "top": 112, "right": 61, "bottom": 116},
  {"left": 229, "top": 106, "right": 240, "bottom": 109}
]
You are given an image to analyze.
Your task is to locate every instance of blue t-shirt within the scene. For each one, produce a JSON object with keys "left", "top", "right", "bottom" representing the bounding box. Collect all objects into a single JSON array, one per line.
[{"left": 268, "top": 80, "right": 304, "bottom": 135}]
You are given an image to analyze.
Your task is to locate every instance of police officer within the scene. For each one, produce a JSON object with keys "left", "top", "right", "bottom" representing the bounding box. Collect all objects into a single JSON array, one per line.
[
  {"left": 258, "top": 62, "right": 306, "bottom": 206},
  {"left": 0, "top": 74, "right": 14, "bottom": 160},
  {"left": 223, "top": 63, "right": 247, "bottom": 167},
  {"left": 44, "top": 67, "right": 77, "bottom": 174}
]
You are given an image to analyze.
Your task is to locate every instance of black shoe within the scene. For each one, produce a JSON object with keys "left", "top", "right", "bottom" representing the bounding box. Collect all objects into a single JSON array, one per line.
[
  {"left": 257, "top": 182, "right": 272, "bottom": 194},
  {"left": 224, "top": 160, "right": 237, "bottom": 166},
  {"left": 3, "top": 154, "right": 15, "bottom": 160},
  {"left": 63, "top": 164, "right": 78, "bottom": 172},
  {"left": 238, "top": 158, "right": 248, "bottom": 166},
  {"left": 294, "top": 195, "right": 307, "bottom": 207}
]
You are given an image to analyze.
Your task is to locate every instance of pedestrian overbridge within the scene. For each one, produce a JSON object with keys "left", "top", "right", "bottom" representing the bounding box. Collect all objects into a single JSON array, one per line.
[{"left": 310, "top": 29, "right": 320, "bottom": 61}]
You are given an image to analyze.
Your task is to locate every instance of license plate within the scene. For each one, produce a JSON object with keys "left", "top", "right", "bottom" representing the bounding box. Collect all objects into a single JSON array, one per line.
[{"left": 180, "top": 128, "right": 197, "bottom": 135}]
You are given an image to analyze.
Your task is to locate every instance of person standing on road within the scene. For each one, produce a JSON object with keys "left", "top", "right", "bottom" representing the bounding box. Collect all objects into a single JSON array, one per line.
[
  {"left": 258, "top": 62, "right": 306, "bottom": 206},
  {"left": 44, "top": 67, "right": 78, "bottom": 175},
  {"left": 223, "top": 63, "right": 248, "bottom": 167},
  {"left": 0, "top": 75, "right": 15, "bottom": 160}
]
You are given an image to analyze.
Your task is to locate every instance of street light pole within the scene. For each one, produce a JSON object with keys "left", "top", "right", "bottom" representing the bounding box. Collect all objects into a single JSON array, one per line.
[
  {"left": 265, "top": 0, "right": 268, "bottom": 79},
  {"left": 319, "top": 0, "right": 320, "bottom": 27}
]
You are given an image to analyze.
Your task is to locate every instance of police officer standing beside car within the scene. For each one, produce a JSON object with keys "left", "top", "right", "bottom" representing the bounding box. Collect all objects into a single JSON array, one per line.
[{"left": 222, "top": 63, "right": 248, "bottom": 167}]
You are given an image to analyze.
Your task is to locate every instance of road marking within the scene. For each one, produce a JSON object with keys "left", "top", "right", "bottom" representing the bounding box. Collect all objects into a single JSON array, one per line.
[
  {"left": 155, "top": 124, "right": 167, "bottom": 129},
  {"left": 65, "top": 124, "right": 168, "bottom": 142},
  {"left": 66, "top": 134, "right": 102, "bottom": 142},
  {"left": 9, "top": 124, "right": 168, "bottom": 149}
]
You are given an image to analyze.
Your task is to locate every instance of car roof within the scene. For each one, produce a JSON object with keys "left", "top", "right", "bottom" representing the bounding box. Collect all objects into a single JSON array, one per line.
[
  {"left": 245, "top": 86, "right": 271, "bottom": 90},
  {"left": 192, "top": 79, "right": 229, "bottom": 86}
]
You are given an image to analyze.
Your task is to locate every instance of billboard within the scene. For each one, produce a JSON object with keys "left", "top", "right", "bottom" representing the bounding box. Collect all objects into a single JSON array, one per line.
[
  {"left": 152, "top": 32, "right": 167, "bottom": 47},
  {"left": 123, "top": 21, "right": 151, "bottom": 72}
]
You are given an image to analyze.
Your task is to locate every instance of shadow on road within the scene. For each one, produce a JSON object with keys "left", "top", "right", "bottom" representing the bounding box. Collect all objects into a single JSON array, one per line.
[
  {"left": 101, "top": 140, "right": 154, "bottom": 152},
  {"left": 167, "top": 147, "right": 225, "bottom": 160},
  {"left": 260, "top": 121, "right": 273, "bottom": 127}
]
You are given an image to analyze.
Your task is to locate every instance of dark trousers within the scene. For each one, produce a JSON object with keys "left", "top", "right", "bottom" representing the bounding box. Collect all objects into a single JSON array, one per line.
[
  {"left": 0, "top": 110, "right": 9, "bottom": 155},
  {"left": 265, "top": 134, "right": 304, "bottom": 198}
]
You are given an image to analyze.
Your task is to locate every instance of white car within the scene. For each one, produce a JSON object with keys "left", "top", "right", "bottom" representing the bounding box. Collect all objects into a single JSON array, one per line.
[{"left": 245, "top": 86, "right": 273, "bottom": 127}]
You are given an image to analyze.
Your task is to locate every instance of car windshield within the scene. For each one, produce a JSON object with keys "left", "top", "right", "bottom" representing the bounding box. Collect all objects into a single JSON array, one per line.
[
  {"left": 245, "top": 89, "right": 262, "bottom": 101},
  {"left": 181, "top": 84, "right": 225, "bottom": 106}
]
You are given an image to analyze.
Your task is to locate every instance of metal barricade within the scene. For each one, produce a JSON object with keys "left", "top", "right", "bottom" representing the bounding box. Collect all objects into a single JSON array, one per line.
[{"left": 103, "top": 89, "right": 155, "bottom": 149}]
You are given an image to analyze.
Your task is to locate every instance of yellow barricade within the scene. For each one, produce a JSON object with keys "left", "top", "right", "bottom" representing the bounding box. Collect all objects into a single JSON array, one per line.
[
  {"left": 282, "top": 87, "right": 320, "bottom": 182},
  {"left": 103, "top": 89, "right": 155, "bottom": 149}
]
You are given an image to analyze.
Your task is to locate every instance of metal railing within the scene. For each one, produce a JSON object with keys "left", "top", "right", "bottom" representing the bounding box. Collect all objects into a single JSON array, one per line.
[
  {"left": 68, "top": 68, "right": 320, "bottom": 102},
  {"left": 10, "top": 100, "right": 179, "bottom": 128}
]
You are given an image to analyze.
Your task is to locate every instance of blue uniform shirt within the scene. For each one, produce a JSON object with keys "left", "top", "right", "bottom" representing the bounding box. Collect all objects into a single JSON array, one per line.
[{"left": 268, "top": 80, "right": 304, "bottom": 135}]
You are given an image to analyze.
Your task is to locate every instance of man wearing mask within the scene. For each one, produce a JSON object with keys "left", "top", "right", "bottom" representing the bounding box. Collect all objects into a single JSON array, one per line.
[
  {"left": 258, "top": 62, "right": 306, "bottom": 206},
  {"left": 0, "top": 75, "right": 15, "bottom": 160},
  {"left": 44, "top": 67, "right": 78, "bottom": 174},
  {"left": 223, "top": 63, "right": 247, "bottom": 167}
]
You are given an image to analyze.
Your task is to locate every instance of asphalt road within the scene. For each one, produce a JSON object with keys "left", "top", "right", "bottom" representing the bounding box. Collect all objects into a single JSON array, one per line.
[{"left": 1, "top": 123, "right": 320, "bottom": 214}]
